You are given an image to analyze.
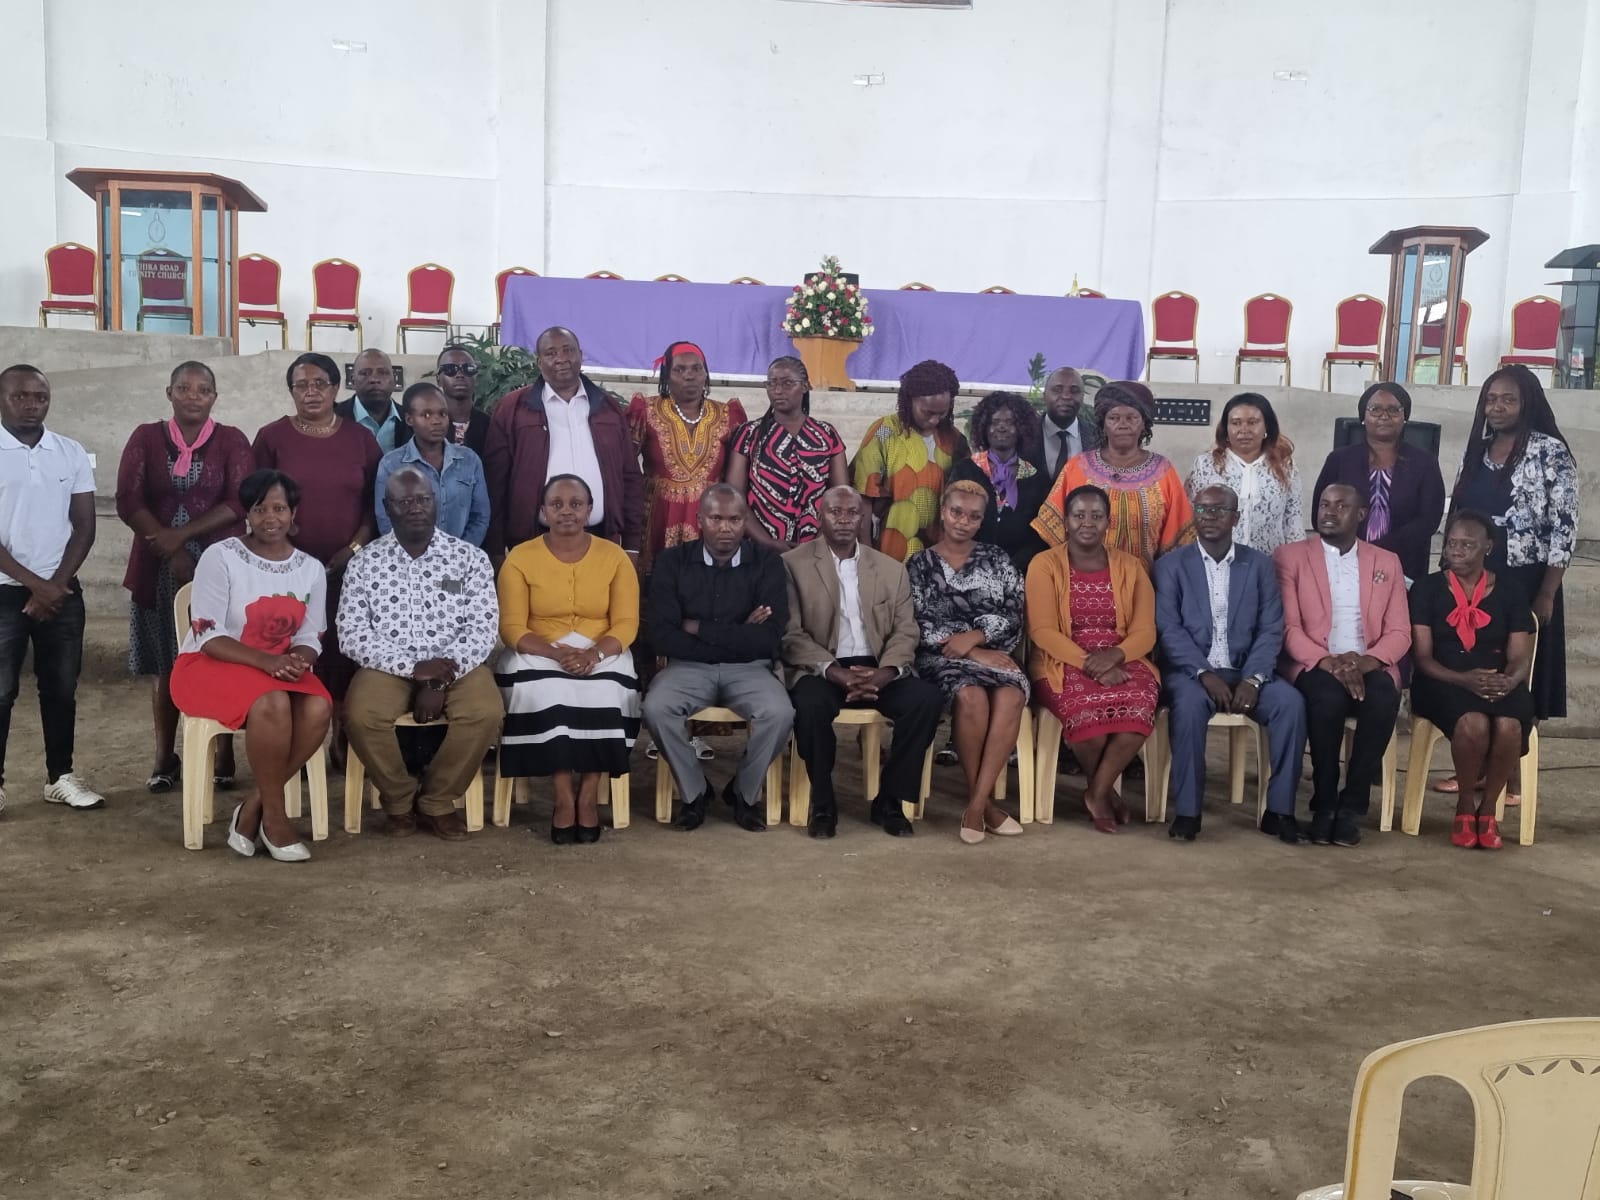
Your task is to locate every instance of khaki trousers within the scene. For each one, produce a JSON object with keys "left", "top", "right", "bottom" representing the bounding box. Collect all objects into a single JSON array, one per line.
[{"left": 344, "top": 665, "right": 503, "bottom": 816}]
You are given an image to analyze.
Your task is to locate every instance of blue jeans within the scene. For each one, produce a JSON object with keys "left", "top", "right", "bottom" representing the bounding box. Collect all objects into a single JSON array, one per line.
[{"left": 0, "top": 582, "right": 85, "bottom": 785}]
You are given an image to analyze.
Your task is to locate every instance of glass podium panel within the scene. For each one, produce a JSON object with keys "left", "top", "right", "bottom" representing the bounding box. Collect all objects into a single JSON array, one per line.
[
  {"left": 1393, "top": 245, "right": 1420, "bottom": 376},
  {"left": 112, "top": 188, "right": 196, "bottom": 333},
  {"left": 201, "top": 194, "right": 226, "bottom": 337},
  {"left": 1410, "top": 244, "right": 1455, "bottom": 382}
]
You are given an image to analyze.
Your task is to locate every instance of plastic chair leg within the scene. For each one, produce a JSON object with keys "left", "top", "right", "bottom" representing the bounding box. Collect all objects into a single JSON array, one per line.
[
  {"left": 1400, "top": 719, "right": 1441, "bottom": 836},
  {"left": 1032, "top": 707, "right": 1063, "bottom": 824},
  {"left": 861, "top": 722, "right": 883, "bottom": 806},
  {"left": 1228, "top": 725, "right": 1249, "bottom": 806},
  {"left": 654, "top": 758, "right": 674, "bottom": 824},
  {"left": 764, "top": 755, "right": 785, "bottom": 826},
  {"left": 285, "top": 770, "right": 302, "bottom": 819},
  {"left": 343, "top": 751, "right": 366, "bottom": 834},
  {"left": 306, "top": 745, "right": 329, "bottom": 841},
  {"left": 1253, "top": 722, "right": 1271, "bottom": 822},
  {"left": 1014, "top": 706, "right": 1035, "bottom": 823},
  {"left": 610, "top": 772, "right": 631, "bottom": 830},
  {"left": 788, "top": 738, "right": 811, "bottom": 827},
  {"left": 492, "top": 774, "right": 514, "bottom": 827},
  {"left": 179, "top": 720, "right": 214, "bottom": 851},
  {"left": 909, "top": 747, "right": 932, "bottom": 822},
  {"left": 1519, "top": 728, "right": 1538, "bottom": 845},
  {"left": 463, "top": 769, "right": 485, "bottom": 832},
  {"left": 1378, "top": 731, "right": 1398, "bottom": 832}
]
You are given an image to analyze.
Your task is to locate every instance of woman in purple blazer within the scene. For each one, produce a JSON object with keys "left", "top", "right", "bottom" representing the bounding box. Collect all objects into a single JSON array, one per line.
[{"left": 1311, "top": 381, "right": 1445, "bottom": 587}]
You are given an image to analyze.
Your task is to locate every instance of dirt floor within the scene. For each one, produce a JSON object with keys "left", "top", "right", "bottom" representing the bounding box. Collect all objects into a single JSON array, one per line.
[{"left": 2, "top": 680, "right": 1598, "bottom": 1200}]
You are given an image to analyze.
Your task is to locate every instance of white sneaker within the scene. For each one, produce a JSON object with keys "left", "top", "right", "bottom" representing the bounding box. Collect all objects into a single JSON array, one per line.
[
  {"left": 43, "top": 773, "right": 104, "bottom": 810},
  {"left": 691, "top": 736, "right": 714, "bottom": 761}
]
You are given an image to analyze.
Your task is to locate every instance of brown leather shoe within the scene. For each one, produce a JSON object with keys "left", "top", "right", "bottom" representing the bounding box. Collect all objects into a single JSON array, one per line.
[
  {"left": 417, "top": 811, "right": 469, "bottom": 841},
  {"left": 385, "top": 811, "right": 417, "bottom": 837}
]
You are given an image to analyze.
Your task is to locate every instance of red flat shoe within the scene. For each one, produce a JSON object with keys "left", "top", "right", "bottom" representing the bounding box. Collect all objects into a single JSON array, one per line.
[
  {"left": 1082, "top": 795, "right": 1119, "bottom": 834},
  {"left": 1476, "top": 814, "right": 1503, "bottom": 850},
  {"left": 1450, "top": 814, "right": 1479, "bottom": 848},
  {"left": 1110, "top": 792, "right": 1130, "bottom": 825}
]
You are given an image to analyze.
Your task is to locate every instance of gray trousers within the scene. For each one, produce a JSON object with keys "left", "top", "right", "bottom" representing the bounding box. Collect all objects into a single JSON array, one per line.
[{"left": 642, "top": 660, "right": 794, "bottom": 804}]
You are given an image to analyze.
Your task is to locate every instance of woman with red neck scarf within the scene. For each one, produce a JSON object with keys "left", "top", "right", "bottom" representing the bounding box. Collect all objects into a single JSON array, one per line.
[
  {"left": 1408, "top": 510, "right": 1536, "bottom": 850},
  {"left": 116, "top": 360, "right": 255, "bottom": 793}
]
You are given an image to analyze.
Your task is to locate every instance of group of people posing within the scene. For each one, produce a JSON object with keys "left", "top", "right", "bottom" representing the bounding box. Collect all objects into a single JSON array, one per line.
[{"left": 0, "top": 328, "right": 1575, "bottom": 858}]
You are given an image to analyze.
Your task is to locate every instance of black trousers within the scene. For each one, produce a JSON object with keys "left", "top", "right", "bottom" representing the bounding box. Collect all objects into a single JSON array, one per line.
[
  {"left": 0, "top": 583, "right": 85, "bottom": 786},
  {"left": 790, "top": 659, "right": 943, "bottom": 815},
  {"left": 1296, "top": 667, "right": 1399, "bottom": 816}
]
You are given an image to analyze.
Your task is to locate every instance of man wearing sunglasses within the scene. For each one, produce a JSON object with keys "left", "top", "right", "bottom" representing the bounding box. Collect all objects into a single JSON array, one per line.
[{"left": 435, "top": 345, "right": 490, "bottom": 456}]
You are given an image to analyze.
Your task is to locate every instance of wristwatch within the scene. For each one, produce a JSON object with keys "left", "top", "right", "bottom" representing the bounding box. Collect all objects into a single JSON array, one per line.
[
  {"left": 425, "top": 678, "right": 447, "bottom": 692},
  {"left": 1245, "top": 674, "right": 1268, "bottom": 688}
]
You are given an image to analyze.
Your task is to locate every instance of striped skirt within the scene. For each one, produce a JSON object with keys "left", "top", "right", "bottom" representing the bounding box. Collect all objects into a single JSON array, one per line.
[{"left": 494, "top": 636, "right": 641, "bottom": 778}]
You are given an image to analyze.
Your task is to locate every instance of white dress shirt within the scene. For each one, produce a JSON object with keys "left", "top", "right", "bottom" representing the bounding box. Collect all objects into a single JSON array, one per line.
[
  {"left": 834, "top": 551, "right": 870, "bottom": 660},
  {"left": 1323, "top": 540, "right": 1366, "bottom": 655},
  {"left": 1042, "top": 414, "right": 1081, "bottom": 477},
  {"left": 543, "top": 382, "right": 605, "bottom": 526},
  {"left": 0, "top": 426, "right": 95, "bottom": 586},
  {"left": 1200, "top": 543, "right": 1235, "bottom": 671}
]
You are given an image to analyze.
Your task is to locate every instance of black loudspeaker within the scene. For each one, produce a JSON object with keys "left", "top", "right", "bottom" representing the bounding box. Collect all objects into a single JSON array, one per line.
[
  {"left": 1333, "top": 416, "right": 1441, "bottom": 456},
  {"left": 343, "top": 363, "right": 406, "bottom": 390}
]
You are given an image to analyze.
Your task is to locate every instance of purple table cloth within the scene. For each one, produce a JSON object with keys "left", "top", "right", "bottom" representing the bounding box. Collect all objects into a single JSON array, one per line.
[{"left": 501, "top": 276, "right": 1145, "bottom": 386}]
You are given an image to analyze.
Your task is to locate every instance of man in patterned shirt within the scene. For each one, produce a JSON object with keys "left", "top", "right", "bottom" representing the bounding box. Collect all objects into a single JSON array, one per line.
[{"left": 338, "top": 468, "right": 501, "bottom": 839}]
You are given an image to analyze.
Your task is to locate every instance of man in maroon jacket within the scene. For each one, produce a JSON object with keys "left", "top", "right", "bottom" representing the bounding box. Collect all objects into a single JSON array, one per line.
[{"left": 482, "top": 326, "right": 645, "bottom": 560}]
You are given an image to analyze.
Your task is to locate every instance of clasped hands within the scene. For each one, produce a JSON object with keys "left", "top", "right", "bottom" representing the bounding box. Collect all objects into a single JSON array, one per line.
[
  {"left": 410, "top": 657, "right": 458, "bottom": 722},
  {"left": 22, "top": 576, "right": 71, "bottom": 621},
  {"left": 940, "top": 629, "right": 1015, "bottom": 675},
  {"left": 1082, "top": 646, "right": 1129, "bottom": 688},
  {"left": 264, "top": 648, "right": 316, "bottom": 683},
  {"left": 1199, "top": 670, "right": 1259, "bottom": 713},
  {"left": 825, "top": 663, "right": 897, "bottom": 702},
  {"left": 1463, "top": 667, "right": 1517, "bottom": 702},
  {"left": 1317, "top": 652, "right": 1384, "bottom": 699},
  {"left": 145, "top": 528, "right": 197, "bottom": 585}
]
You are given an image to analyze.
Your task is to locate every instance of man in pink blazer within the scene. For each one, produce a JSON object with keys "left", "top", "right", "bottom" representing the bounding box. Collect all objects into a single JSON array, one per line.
[{"left": 1273, "top": 483, "right": 1412, "bottom": 847}]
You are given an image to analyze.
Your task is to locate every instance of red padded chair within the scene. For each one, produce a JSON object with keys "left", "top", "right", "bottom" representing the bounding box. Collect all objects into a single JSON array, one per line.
[
  {"left": 1498, "top": 295, "right": 1561, "bottom": 380},
  {"left": 396, "top": 262, "right": 454, "bottom": 352},
  {"left": 237, "top": 253, "right": 288, "bottom": 348},
  {"left": 490, "top": 266, "right": 537, "bottom": 343},
  {"left": 1234, "top": 293, "right": 1293, "bottom": 385},
  {"left": 980, "top": 285, "right": 1017, "bottom": 295},
  {"left": 306, "top": 258, "right": 363, "bottom": 350},
  {"left": 38, "top": 242, "right": 99, "bottom": 327},
  {"left": 135, "top": 248, "right": 192, "bottom": 332},
  {"left": 1071, "top": 287, "right": 1107, "bottom": 299},
  {"left": 1418, "top": 300, "right": 1472, "bottom": 385},
  {"left": 899, "top": 282, "right": 936, "bottom": 291},
  {"left": 585, "top": 270, "right": 623, "bottom": 280},
  {"left": 1145, "top": 290, "right": 1201, "bottom": 382},
  {"left": 729, "top": 276, "right": 764, "bottom": 285},
  {"left": 1321, "top": 293, "right": 1385, "bottom": 390},
  {"left": 654, "top": 273, "right": 690, "bottom": 283}
]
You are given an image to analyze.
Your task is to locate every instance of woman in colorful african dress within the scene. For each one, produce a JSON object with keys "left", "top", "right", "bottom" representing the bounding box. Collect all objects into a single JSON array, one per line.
[
  {"left": 906, "top": 480, "right": 1029, "bottom": 845},
  {"left": 725, "top": 355, "right": 847, "bottom": 551},
  {"left": 853, "top": 359, "right": 970, "bottom": 563},
  {"left": 1032, "top": 380, "right": 1193, "bottom": 569},
  {"left": 1026, "top": 484, "right": 1159, "bottom": 835},
  {"left": 626, "top": 340, "right": 747, "bottom": 575}
]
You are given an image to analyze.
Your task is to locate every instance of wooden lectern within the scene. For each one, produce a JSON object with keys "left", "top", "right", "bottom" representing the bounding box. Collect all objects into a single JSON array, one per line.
[
  {"left": 1369, "top": 226, "right": 1488, "bottom": 385},
  {"left": 66, "top": 168, "right": 267, "bottom": 347}
]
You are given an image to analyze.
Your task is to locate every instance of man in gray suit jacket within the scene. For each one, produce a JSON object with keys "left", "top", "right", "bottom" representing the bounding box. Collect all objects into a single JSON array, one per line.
[
  {"left": 782, "top": 487, "right": 943, "bottom": 839},
  {"left": 1154, "top": 484, "right": 1307, "bottom": 844}
]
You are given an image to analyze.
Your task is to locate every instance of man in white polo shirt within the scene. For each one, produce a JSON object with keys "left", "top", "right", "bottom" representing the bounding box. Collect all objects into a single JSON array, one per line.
[{"left": 0, "top": 364, "right": 102, "bottom": 813}]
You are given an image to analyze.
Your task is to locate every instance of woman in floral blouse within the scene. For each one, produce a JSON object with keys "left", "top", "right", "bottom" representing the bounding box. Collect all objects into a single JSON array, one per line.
[
  {"left": 1450, "top": 364, "right": 1578, "bottom": 724},
  {"left": 1185, "top": 392, "right": 1304, "bottom": 555},
  {"left": 170, "top": 469, "right": 332, "bottom": 861}
]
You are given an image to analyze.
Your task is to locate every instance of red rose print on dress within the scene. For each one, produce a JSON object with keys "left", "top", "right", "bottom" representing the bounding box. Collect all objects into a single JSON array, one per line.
[{"left": 242, "top": 593, "right": 308, "bottom": 654}]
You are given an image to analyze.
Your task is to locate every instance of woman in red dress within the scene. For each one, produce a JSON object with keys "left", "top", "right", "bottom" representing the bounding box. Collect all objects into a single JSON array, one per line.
[
  {"left": 169, "top": 470, "right": 333, "bottom": 861},
  {"left": 1026, "top": 484, "right": 1160, "bottom": 833}
]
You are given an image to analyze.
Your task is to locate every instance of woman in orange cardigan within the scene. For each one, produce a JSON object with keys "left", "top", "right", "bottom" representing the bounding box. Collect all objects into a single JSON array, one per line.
[{"left": 1026, "top": 484, "right": 1160, "bottom": 833}]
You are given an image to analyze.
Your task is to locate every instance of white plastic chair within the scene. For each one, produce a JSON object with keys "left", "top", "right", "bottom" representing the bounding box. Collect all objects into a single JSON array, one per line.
[
  {"left": 787, "top": 708, "right": 936, "bottom": 827},
  {"left": 653, "top": 706, "right": 785, "bottom": 824},
  {"left": 172, "top": 583, "right": 329, "bottom": 850},
  {"left": 1142, "top": 707, "right": 1271, "bottom": 823},
  {"left": 1032, "top": 706, "right": 1152, "bottom": 823},
  {"left": 492, "top": 771, "right": 631, "bottom": 829},
  {"left": 1297, "top": 1017, "right": 1600, "bottom": 1199}
]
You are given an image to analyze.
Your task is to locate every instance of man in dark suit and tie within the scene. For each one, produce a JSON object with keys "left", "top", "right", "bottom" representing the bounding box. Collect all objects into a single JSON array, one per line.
[
  {"left": 334, "top": 348, "right": 410, "bottom": 454},
  {"left": 1154, "top": 484, "right": 1307, "bottom": 844},
  {"left": 1033, "top": 367, "right": 1101, "bottom": 482}
]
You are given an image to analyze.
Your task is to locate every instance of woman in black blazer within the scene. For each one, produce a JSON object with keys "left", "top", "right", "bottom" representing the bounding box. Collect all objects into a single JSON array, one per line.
[{"left": 951, "top": 391, "right": 1050, "bottom": 572}]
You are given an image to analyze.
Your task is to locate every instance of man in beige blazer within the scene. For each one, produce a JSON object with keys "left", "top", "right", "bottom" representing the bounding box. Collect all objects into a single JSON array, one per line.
[{"left": 782, "top": 487, "right": 942, "bottom": 838}]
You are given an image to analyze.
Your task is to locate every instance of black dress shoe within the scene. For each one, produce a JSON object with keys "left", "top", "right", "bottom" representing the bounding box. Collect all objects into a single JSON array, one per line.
[
  {"left": 1332, "top": 815, "right": 1362, "bottom": 847},
  {"left": 1167, "top": 813, "right": 1201, "bottom": 841},
  {"left": 550, "top": 823, "right": 578, "bottom": 845},
  {"left": 1259, "top": 812, "right": 1306, "bottom": 845},
  {"left": 1309, "top": 811, "right": 1335, "bottom": 845},
  {"left": 869, "top": 797, "right": 914, "bottom": 837},
  {"left": 674, "top": 787, "right": 712, "bottom": 831},
  {"left": 575, "top": 822, "right": 603, "bottom": 844},
  {"left": 724, "top": 783, "right": 766, "bottom": 831},
  {"left": 807, "top": 808, "right": 838, "bottom": 839}
]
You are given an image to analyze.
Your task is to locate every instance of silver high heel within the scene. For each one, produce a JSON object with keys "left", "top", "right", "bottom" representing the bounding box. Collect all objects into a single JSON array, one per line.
[
  {"left": 257, "top": 821, "right": 310, "bottom": 863},
  {"left": 226, "top": 803, "right": 257, "bottom": 858}
]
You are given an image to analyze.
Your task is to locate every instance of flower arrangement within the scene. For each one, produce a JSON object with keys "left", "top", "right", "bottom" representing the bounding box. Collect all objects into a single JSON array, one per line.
[{"left": 782, "top": 255, "right": 874, "bottom": 341}]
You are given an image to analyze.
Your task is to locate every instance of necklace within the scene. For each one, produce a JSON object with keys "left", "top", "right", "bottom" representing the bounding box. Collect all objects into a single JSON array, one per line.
[
  {"left": 292, "top": 414, "right": 338, "bottom": 438},
  {"left": 671, "top": 397, "right": 706, "bottom": 428}
]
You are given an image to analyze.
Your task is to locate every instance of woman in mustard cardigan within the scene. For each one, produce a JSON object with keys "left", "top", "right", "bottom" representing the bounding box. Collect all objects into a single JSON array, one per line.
[
  {"left": 1026, "top": 484, "right": 1160, "bottom": 834},
  {"left": 494, "top": 474, "right": 642, "bottom": 844}
]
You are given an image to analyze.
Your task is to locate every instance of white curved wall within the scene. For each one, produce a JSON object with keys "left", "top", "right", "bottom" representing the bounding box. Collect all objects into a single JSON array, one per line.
[{"left": 1, "top": 0, "right": 1595, "bottom": 379}]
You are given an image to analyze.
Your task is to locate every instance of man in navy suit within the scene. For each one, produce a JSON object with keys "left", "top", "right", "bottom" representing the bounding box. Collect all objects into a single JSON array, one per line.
[{"left": 1154, "top": 484, "right": 1306, "bottom": 843}]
